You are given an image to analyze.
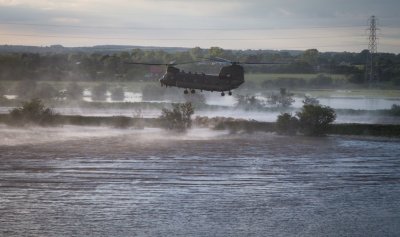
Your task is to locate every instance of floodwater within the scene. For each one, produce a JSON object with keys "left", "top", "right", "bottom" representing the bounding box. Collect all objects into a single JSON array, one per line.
[
  {"left": 1, "top": 126, "right": 400, "bottom": 236},
  {"left": 50, "top": 108, "right": 400, "bottom": 124}
]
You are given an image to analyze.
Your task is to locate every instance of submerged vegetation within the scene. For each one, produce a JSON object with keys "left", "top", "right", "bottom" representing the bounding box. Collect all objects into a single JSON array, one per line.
[
  {"left": 296, "top": 104, "right": 336, "bottom": 136},
  {"left": 159, "top": 102, "right": 194, "bottom": 132},
  {"left": 276, "top": 113, "right": 299, "bottom": 135},
  {"left": 0, "top": 100, "right": 398, "bottom": 137},
  {"left": 7, "top": 99, "right": 59, "bottom": 126},
  {"left": 0, "top": 46, "right": 399, "bottom": 139},
  {"left": 236, "top": 88, "right": 295, "bottom": 110},
  {"left": 267, "top": 88, "right": 295, "bottom": 108},
  {"left": 276, "top": 104, "right": 336, "bottom": 136}
]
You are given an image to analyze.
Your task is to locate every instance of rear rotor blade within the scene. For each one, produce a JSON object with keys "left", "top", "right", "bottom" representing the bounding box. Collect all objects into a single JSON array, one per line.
[
  {"left": 124, "top": 62, "right": 168, "bottom": 66},
  {"left": 199, "top": 57, "right": 289, "bottom": 65},
  {"left": 240, "top": 62, "right": 290, "bottom": 65},
  {"left": 125, "top": 60, "right": 202, "bottom": 66}
]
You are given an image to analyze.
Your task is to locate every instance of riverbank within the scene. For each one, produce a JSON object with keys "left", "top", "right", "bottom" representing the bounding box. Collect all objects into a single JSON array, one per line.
[{"left": 1, "top": 114, "right": 399, "bottom": 137}]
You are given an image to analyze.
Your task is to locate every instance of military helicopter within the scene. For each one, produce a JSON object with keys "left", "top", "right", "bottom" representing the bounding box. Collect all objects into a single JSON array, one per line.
[{"left": 127, "top": 57, "right": 281, "bottom": 96}]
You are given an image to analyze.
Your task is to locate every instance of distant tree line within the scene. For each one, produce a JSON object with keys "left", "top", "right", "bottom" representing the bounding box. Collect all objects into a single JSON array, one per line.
[{"left": 0, "top": 47, "right": 400, "bottom": 85}]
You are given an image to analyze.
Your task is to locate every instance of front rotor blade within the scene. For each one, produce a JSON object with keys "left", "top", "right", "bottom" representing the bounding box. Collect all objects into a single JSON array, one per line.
[
  {"left": 174, "top": 60, "right": 203, "bottom": 65},
  {"left": 240, "top": 62, "right": 290, "bottom": 65},
  {"left": 124, "top": 62, "right": 167, "bottom": 66}
]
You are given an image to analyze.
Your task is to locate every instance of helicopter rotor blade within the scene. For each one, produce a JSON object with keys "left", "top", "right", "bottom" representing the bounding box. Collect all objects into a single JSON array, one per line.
[
  {"left": 239, "top": 62, "right": 290, "bottom": 65},
  {"left": 174, "top": 60, "right": 204, "bottom": 65},
  {"left": 124, "top": 62, "right": 169, "bottom": 66},
  {"left": 199, "top": 57, "right": 229, "bottom": 63},
  {"left": 124, "top": 60, "right": 203, "bottom": 66},
  {"left": 199, "top": 57, "right": 289, "bottom": 65}
]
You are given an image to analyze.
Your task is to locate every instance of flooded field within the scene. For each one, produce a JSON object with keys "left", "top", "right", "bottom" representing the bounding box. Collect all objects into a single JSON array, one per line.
[
  {"left": 1, "top": 126, "right": 400, "bottom": 236},
  {"left": 2, "top": 90, "right": 400, "bottom": 125}
]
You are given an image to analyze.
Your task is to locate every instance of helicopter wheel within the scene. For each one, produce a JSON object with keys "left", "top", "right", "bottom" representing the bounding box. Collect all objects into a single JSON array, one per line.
[
  {"left": 228, "top": 91, "right": 232, "bottom": 96},
  {"left": 221, "top": 92, "right": 225, "bottom": 96},
  {"left": 191, "top": 89, "right": 196, "bottom": 94},
  {"left": 184, "top": 89, "right": 189, "bottom": 94}
]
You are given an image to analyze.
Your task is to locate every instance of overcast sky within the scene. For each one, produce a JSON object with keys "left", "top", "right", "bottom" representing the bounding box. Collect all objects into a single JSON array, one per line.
[{"left": 0, "top": 0, "right": 399, "bottom": 53}]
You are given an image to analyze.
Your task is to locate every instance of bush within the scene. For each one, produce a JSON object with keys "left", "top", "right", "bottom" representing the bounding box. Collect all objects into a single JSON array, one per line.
[
  {"left": 276, "top": 113, "right": 299, "bottom": 135},
  {"left": 390, "top": 104, "right": 400, "bottom": 116},
  {"left": 276, "top": 104, "right": 336, "bottom": 136},
  {"left": 112, "top": 116, "right": 132, "bottom": 128},
  {"left": 296, "top": 104, "right": 336, "bottom": 136},
  {"left": 235, "top": 95, "right": 265, "bottom": 109},
  {"left": 302, "top": 95, "right": 320, "bottom": 105},
  {"left": 159, "top": 102, "right": 194, "bottom": 132},
  {"left": 8, "top": 98, "right": 59, "bottom": 126},
  {"left": 267, "top": 88, "right": 295, "bottom": 108}
]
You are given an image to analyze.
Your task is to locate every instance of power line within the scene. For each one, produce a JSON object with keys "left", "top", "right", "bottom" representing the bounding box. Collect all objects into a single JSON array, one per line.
[
  {"left": 0, "top": 33, "right": 366, "bottom": 41},
  {"left": 0, "top": 21, "right": 370, "bottom": 31}
]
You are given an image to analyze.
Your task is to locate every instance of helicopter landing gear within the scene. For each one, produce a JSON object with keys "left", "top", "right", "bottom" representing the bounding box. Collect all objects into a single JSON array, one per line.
[
  {"left": 221, "top": 92, "right": 225, "bottom": 96},
  {"left": 228, "top": 91, "right": 232, "bottom": 96},
  {"left": 191, "top": 89, "right": 196, "bottom": 94},
  {"left": 184, "top": 89, "right": 189, "bottom": 94}
]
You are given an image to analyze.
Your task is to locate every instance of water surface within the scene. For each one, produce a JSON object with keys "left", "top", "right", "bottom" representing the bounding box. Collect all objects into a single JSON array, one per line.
[{"left": 1, "top": 127, "right": 399, "bottom": 236}]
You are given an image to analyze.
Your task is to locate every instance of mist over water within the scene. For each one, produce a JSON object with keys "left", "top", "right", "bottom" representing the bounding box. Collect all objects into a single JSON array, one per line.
[
  {"left": 3, "top": 90, "right": 400, "bottom": 125},
  {"left": 1, "top": 129, "right": 399, "bottom": 236},
  {"left": 0, "top": 125, "right": 231, "bottom": 146},
  {"left": 1, "top": 86, "right": 400, "bottom": 235},
  {"left": 43, "top": 107, "right": 399, "bottom": 124}
]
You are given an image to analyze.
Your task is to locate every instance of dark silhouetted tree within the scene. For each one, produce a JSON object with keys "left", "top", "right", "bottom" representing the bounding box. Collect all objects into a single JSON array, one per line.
[
  {"left": 268, "top": 88, "right": 295, "bottom": 108},
  {"left": 276, "top": 113, "right": 299, "bottom": 135},
  {"left": 296, "top": 104, "right": 336, "bottom": 136},
  {"left": 160, "top": 102, "right": 194, "bottom": 132},
  {"left": 9, "top": 98, "right": 58, "bottom": 126}
]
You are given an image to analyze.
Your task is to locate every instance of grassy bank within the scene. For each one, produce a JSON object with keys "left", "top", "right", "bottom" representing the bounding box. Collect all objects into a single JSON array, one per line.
[{"left": 1, "top": 114, "right": 399, "bottom": 137}]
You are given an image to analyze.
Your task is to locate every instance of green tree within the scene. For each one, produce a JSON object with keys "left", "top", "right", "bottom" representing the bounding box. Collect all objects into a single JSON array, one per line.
[
  {"left": 267, "top": 88, "right": 295, "bottom": 108},
  {"left": 190, "top": 47, "right": 204, "bottom": 59},
  {"left": 209, "top": 47, "right": 225, "bottom": 58},
  {"left": 236, "top": 95, "right": 265, "bottom": 110},
  {"left": 302, "top": 95, "right": 320, "bottom": 105},
  {"left": 302, "top": 49, "right": 319, "bottom": 66},
  {"left": 296, "top": 104, "right": 336, "bottom": 136}
]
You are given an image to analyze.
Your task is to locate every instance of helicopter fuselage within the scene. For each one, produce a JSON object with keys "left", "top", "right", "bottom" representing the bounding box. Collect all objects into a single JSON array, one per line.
[{"left": 159, "top": 64, "right": 244, "bottom": 93}]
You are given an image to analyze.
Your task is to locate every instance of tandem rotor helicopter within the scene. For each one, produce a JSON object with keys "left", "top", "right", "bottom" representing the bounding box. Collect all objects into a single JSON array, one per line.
[{"left": 126, "top": 57, "right": 283, "bottom": 96}]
